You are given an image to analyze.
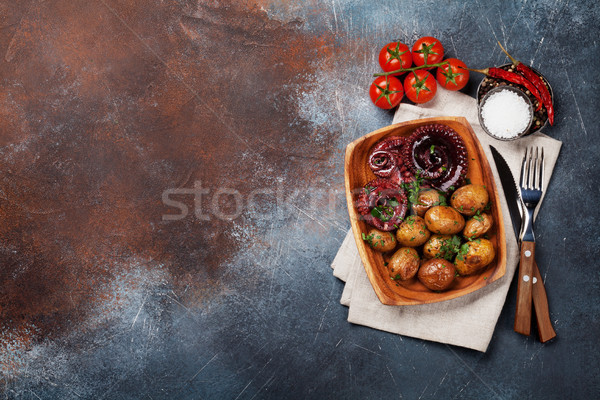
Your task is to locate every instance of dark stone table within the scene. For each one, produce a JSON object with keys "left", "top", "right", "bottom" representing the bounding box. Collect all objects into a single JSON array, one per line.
[{"left": 1, "top": 1, "right": 598, "bottom": 398}]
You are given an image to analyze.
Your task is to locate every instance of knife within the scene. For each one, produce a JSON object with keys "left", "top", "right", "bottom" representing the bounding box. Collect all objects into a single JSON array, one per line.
[{"left": 490, "top": 146, "right": 556, "bottom": 342}]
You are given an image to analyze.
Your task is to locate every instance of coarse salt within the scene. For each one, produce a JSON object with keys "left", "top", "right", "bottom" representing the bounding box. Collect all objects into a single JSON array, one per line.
[{"left": 481, "top": 89, "right": 532, "bottom": 139}]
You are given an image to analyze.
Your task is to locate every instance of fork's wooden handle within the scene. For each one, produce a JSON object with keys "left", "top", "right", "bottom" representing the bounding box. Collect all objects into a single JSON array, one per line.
[
  {"left": 532, "top": 260, "right": 557, "bottom": 343},
  {"left": 515, "top": 241, "right": 535, "bottom": 335}
]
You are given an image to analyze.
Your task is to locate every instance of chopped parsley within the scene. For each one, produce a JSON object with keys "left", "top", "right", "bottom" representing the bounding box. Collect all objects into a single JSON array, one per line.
[
  {"left": 387, "top": 199, "right": 400, "bottom": 207},
  {"left": 371, "top": 204, "right": 394, "bottom": 222},
  {"left": 370, "top": 197, "right": 401, "bottom": 223},
  {"left": 435, "top": 235, "right": 465, "bottom": 261},
  {"left": 401, "top": 172, "right": 424, "bottom": 209},
  {"left": 435, "top": 193, "right": 448, "bottom": 206},
  {"left": 361, "top": 232, "right": 375, "bottom": 245},
  {"left": 455, "top": 243, "right": 470, "bottom": 261}
]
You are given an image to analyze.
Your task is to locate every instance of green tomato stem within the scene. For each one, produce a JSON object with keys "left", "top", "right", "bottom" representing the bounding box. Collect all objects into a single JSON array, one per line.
[{"left": 373, "top": 60, "right": 451, "bottom": 77}]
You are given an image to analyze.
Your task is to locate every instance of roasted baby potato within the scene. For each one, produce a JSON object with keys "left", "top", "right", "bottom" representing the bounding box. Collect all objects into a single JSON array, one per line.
[
  {"left": 363, "top": 228, "right": 396, "bottom": 252},
  {"left": 450, "top": 184, "right": 489, "bottom": 216},
  {"left": 424, "top": 206, "right": 465, "bottom": 235},
  {"left": 463, "top": 213, "right": 493, "bottom": 239},
  {"left": 412, "top": 189, "right": 447, "bottom": 216},
  {"left": 423, "top": 234, "right": 454, "bottom": 259},
  {"left": 454, "top": 238, "right": 496, "bottom": 275},
  {"left": 396, "top": 215, "right": 430, "bottom": 247},
  {"left": 388, "top": 247, "right": 420, "bottom": 281},
  {"left": 418, "top": 258, "right": 456, "bottom": 291}
]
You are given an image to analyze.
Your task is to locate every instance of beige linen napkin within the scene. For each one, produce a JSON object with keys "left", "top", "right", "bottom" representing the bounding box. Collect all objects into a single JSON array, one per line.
[{"left": 332, "top": 87, "right": 561, "bottom": 352}]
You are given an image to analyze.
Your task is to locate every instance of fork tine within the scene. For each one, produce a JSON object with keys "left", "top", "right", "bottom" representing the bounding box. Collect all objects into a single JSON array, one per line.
[
  {"left": 531, "top": 146, "right": 540, "bottom": 189},
  {"left": 526, "top": 147, "right": 533, "bottom": 189},
  {"left": 539, "top": 147, "right": 545, "bottom": 191},
  {"left": 520, "top": 148, "right": 528, "bottom": 189}
]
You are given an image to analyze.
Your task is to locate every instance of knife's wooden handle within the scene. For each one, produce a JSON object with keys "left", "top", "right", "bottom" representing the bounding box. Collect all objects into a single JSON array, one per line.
[
  {"left": 515, "top": 241, "right": 535, "bottom": 335},
  {"left": 532, "top": 260, "right": 557, "bottom": 343}
]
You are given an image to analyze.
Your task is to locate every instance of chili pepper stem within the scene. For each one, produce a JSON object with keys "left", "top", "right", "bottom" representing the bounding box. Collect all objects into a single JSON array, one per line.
[
  {"left": 497, "top": 41, "right": 519, "bottom": 66},
  {"left": 462, "top": 66, "right": 489, "bottom": 75}
]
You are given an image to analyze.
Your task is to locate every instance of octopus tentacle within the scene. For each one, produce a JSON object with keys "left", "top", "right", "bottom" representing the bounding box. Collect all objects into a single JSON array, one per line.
[
  {"left": 371, "top": 136, "right": 405, "bottom": 152},
  {"left": 402, "top": 124, "right": 468, "bottom": 192},
  {"left": 368, "top": 136, "right": 413, "bottom": 185},
  {"left": 368, "top": 150, "right": 396, "bottom": 178},
  {"left": 356, "top": 179, "right": 408, "bottom": 231}
]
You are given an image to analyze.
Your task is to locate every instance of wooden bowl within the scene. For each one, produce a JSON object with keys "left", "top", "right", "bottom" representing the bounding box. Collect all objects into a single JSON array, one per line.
[{"left": 344, "top": 116, "right": 506, "bottom": 305}]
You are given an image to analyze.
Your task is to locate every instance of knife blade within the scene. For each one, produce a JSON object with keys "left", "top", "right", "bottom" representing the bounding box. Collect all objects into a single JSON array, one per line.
[
  {"left": 490, "top": 145, "right": 556, "bottom": 342},
  {"left": 489, "top": 146, "right": 522, "bottom": 239}
]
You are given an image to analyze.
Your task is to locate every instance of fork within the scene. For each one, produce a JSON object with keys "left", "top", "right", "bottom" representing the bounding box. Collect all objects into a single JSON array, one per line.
[{"left": 514, "top": 147, "right": 544, "bottom": 336}]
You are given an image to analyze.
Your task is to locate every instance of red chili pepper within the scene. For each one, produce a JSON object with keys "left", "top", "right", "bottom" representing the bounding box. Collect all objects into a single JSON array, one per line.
[
  {"left": 516, "top": 65, "right": 553, "bottom": 124},
  {"left": 497, "top": 42, "right": 554, "bottom": 125},
  {"left": 466, "top": 66, "right": 543, "bottom": 112}
]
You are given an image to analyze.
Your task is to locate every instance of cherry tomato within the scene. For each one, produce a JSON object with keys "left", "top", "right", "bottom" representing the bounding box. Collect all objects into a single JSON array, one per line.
[
  {"left": 436, "top": 58, "right": 469, "bottom": 91},
  {"left": 404, "top": 70, "right": 437, "bottom": 104},
  {"left": 411, "top": 36, "right": 444, "bottom": 68},
  {"left": 369, "top": 76, "right": 404, "bottom": 109},
  {"left": 378, "top": 42, "right": 412, "bottom": 75}
]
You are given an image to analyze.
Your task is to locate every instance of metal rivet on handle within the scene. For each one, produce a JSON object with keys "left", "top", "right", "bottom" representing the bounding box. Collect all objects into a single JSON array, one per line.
[
  {"left": 525, "top": 250, "right": 532, "bottom": 257},
  {"left": 533, "top": 277, "right": 538, "bottom": 284},
  {"left": 523, "top": 275, "right": 530, "bottom": 282}
]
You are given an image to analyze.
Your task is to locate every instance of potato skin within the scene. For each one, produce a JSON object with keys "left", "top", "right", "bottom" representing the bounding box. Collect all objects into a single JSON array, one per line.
[
  {"left": 423, "top": 234, "right": 453, "bottom": 259},
  {"left": 418, "top": 258, "right": 456, "bottom": 291},
  {"left": 412, "top": 189, "right": 447, "bottom": 217},
  {"left": 388, "top": 247, "right": 420, "bottom": 281},
  {"left": 364, "top": 228, "right": 396, "bottom": 252},
  {"left": 463, "top": 213, "right": 493, "bottom": 239},
  {"left": 424, "top": 206, "right": 465, "bottom": 235},
  {"left": 450, "top": 184, "right": 489, "bottom": 216},
  {"left": 455, "top": 238, "right": 496, "bottom": 275},
  {"left": 396, "top": 215, "right": 430, "bottom": 247}
]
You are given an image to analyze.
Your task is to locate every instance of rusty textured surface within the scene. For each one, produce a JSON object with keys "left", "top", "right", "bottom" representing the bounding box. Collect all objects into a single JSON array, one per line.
[
  {"left": 1, "top": 0, "right": 337, "bottom": 377},
  {"left": 2, "top": 0, "right": 333, "bottom": 336},
  {"left": 1, "top": 0, "right": 599, "bottom": 398}
]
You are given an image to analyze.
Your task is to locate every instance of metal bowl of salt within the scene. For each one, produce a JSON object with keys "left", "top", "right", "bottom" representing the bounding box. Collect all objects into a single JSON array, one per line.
[{"left": 478, "top": 85, "right": 534, "bottom": 141}]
